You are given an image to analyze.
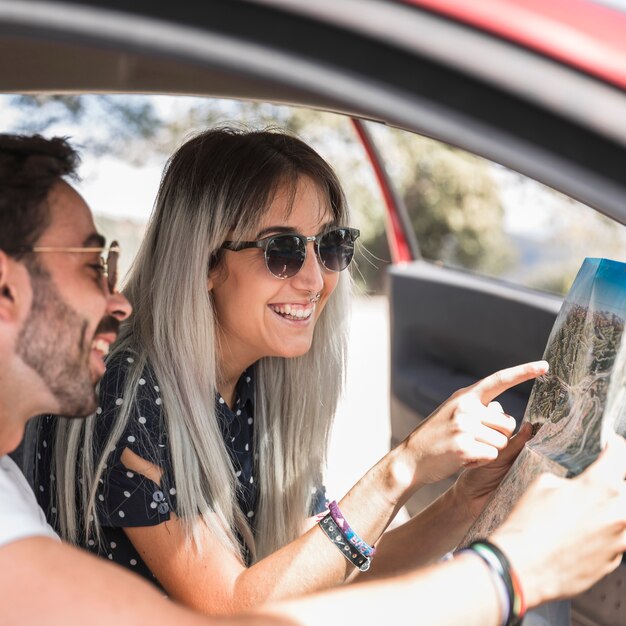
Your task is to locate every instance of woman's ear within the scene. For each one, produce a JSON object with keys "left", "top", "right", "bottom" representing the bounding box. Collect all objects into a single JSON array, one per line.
[{"left": 208, "top": 257, "right": 227, "bottom": 292}]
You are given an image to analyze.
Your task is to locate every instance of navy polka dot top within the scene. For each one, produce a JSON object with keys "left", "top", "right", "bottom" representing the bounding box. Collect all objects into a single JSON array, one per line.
[{"left": 36, "top": 351, "right": 326, "bottom": 588}]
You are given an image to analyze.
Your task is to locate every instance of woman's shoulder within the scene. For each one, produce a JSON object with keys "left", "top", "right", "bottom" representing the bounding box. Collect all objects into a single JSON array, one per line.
[
  {"left": 99, "top": 349, "right": 158, "bottom": 400},
  {"left": 96, "top": 349, "right": 164, "bottom": 443}
]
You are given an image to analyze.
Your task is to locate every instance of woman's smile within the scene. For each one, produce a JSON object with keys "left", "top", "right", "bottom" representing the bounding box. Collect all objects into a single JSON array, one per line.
[{"left": 268, "top": 302, "right": 316, "bottom": 321}]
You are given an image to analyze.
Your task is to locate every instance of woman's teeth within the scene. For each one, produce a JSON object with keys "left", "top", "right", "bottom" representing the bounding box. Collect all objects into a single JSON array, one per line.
[{"left": 270, "top": 304, "right": 314, "bottom": 320}]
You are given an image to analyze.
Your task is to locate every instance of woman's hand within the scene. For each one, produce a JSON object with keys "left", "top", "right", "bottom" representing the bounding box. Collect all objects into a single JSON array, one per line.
[
  {"left": 453, "top": 421, "right": 533, "bottom": 522},
  {"left": 392, "top": 360, "right": 548, "bottom": 494}
]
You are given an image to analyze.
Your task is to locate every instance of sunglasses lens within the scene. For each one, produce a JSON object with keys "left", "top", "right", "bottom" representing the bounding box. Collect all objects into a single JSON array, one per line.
[
  {"left": 266, "top": 235, "right": 306, "bottom": 278},
  {"left": 107, "top": 242, "right": 119, "bottom": 293},
  {"left": 318, "top": 229, "right": 356, "bottom": 272}
]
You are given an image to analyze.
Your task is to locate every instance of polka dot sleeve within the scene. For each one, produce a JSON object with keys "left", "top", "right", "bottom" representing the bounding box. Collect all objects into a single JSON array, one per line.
[{"left": 93, "top": 353, "right": 177, "bottom": 528}]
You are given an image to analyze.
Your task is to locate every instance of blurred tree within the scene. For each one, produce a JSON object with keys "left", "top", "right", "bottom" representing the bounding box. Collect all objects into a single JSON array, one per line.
[
  {"left": 12, "top": 95, "right": 163, "bottom": 158},
  {"left": 371, "top": 126, "right": 515, "bottom": 278}
]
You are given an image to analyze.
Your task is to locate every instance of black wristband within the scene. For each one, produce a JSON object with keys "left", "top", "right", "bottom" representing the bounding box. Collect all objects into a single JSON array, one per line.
[{"left": 318, "top": 513, "right": 371, "bottom": 571}]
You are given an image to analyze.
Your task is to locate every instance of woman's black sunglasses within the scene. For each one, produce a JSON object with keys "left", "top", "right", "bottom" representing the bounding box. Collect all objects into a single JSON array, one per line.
[{"left": 221, "top": 227, "right": 360, "bottom": 279}]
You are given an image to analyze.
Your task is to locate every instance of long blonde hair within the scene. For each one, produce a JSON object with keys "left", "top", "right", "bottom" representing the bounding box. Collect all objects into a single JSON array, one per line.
[{"left": 53, "top": 128, "right": 351, "bottom": 561}]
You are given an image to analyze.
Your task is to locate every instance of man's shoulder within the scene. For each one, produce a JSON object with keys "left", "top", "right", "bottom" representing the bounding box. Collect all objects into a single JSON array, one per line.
[
  {"left": 0, "top": 455, "right": 59, "bottom": 547},
  {"left": 0, "top": 455, "right": 37, "bottom": 501}
]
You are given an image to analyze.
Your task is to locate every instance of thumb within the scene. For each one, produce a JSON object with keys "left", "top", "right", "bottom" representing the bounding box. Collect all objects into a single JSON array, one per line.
[{"left": 497, "top": 422, "right": 532, "bottom": 464}]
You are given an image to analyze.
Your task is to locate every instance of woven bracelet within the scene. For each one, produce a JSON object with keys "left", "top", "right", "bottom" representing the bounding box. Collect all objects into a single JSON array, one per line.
[
  {"left": 467, "top": 540, "right": 526, "bottom": 626},
  {"left": 328, "top": 500, "right": 376, "bottom": 558},
  {"left": 318, "top": 513, "right": 371, "bottom": 571}
]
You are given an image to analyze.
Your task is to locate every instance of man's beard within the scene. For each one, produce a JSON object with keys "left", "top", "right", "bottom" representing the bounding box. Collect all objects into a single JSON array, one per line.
[{"left": 16, "top": 263, "right": 97, "bottom": 418}]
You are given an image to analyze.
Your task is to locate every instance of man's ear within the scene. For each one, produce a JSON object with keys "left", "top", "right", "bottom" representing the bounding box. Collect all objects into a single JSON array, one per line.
[{"left": 0, "top": 251, "right": 21, "bottom": 322}]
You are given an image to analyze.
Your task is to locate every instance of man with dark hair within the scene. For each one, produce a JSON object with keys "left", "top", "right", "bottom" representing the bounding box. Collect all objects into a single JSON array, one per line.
[
  {"left": 0, "top": 133, "right": 132, "bottom": 526},
  {"left": 0, "top": 134, "right": 79, "bottom": 252},
  {"left": 1, "top": 133, "right": 626, "bottom": 626}
]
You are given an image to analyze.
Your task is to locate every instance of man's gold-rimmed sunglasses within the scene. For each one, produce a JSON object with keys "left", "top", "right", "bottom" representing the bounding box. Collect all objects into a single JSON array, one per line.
[{"left": 17, "top": 241, "right": 120, "bottom": 293}]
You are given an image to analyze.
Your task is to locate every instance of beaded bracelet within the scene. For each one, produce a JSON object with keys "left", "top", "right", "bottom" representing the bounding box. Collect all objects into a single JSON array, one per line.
[
  {"left": 328, "top": 500, "right": 376, "bottom": 558},
  {"left": 318, "top": 513, "right": 371, "bottom": 571},
  {"left": 465, "top": 540, "right": 526, "bottom": 626}
]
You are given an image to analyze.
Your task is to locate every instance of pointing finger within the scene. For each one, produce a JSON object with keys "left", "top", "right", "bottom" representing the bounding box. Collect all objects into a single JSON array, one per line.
[{"left": 474, "top": 360, "right": 549, "bottom": 404}]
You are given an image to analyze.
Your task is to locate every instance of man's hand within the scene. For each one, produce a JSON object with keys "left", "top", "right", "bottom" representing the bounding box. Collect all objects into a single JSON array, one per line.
[{"left": 492, "top": 433, "right": 626, "bottom": 608}]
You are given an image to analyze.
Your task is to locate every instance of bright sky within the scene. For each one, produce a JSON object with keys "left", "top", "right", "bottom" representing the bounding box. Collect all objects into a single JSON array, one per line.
[{"left": 79, "top": 154, "right": 163, "bottom": 223}]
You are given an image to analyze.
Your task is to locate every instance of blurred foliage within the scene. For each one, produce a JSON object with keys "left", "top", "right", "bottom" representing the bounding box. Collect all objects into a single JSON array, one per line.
[
  {"left": 12, "top": 95, "right": 162, "bottom": 158},
  {"left": 370, "top": 126, "right": 515, "bottom": 276}
]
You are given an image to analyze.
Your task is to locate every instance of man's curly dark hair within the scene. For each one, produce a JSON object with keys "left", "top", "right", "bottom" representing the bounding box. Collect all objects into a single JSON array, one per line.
[{"left": 0, "top": 134, "right": 80, "bottom": 256}]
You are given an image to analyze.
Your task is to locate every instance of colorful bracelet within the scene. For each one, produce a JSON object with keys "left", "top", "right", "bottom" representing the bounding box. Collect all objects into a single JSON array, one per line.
[
  {"left": 328, "top": 500, "right": 376, "bottom": 558},
  {"left": 318, "top": 513, "right": 371, "bottom": 571},
  {"left": 465, "top": 540, "right": 526, "bottom": 626}
]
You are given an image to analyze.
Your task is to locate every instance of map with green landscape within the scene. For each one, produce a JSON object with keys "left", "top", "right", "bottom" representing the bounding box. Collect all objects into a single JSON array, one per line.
[{"left": 463, "top": 258, "right": 626, "bottom": 545}]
